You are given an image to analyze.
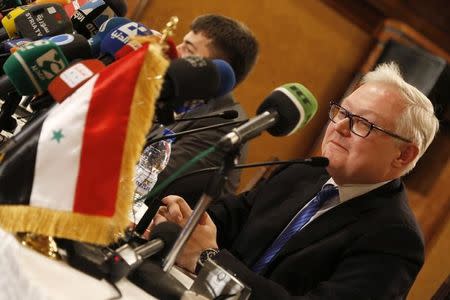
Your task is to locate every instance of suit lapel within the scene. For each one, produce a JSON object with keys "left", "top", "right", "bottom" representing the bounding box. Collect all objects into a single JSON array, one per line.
[{"left": 238, "top": 171, "right": 330, "bottom": 265}]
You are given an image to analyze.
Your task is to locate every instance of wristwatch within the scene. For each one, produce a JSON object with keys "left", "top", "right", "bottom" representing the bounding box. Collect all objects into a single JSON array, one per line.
[{"left": 195, "top": 248, "right": 219, "bottom": 274}]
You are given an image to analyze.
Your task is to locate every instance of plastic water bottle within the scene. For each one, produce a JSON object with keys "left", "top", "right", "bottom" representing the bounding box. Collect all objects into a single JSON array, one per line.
[{"left": 130, "top": 129, "right": 175, "bottom": 222}]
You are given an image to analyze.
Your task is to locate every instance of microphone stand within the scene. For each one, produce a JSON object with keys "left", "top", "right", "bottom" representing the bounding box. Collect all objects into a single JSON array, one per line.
[
  {"left": 144, "top": 120, "right": 245, "bottom": 147},
  {"left": 162, "top": 148, "right": 240, "bottom": 272}
]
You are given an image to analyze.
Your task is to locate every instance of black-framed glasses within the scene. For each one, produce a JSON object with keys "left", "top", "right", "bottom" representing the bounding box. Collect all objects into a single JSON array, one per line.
[{"left": 328, "top": 101, "right": 412, "bottom": 143}]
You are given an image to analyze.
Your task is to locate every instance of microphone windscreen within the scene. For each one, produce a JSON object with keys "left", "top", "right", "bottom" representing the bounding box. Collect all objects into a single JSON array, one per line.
[
  {"left": 1, "top": 6, "right": 27, "bottom": 39},
  {"left": 161, "top": 56, "right": 220, "bottom": 105},
  {"left": 47, "top": 33, "right": 92, "bottom": 61},
  {"left": 99, "top": 21, "right": 152, "bottom": 57},
  {"left": 221, "top": 109, "right": 239, "bottom": 119},
  {"left": 0, "top": 0, "right": 22, "bottom": 12},
  {"left": 89, "top": 16, "right": 130, "bottom": 56},
  {"left": 72, "top": 0, "right": 117, "bottom": 38},
  {"left": 15, "top": 3, "right": 73, "bottom": 40},
  {"left": 148, "top": 222, "right": 181, "bottom": 257},
  {"left": 3, "top": 40, "right": 69, "bottom": 95},
  {"left": 212, "top": 59, "right": 235, "bottom": 97},
  {"left": 257, "top": 83, "right": 318, "bottom": 136},
  {"left": 62, "top": 0, "right": 89, "bottom": 18},
  {"left": 1, "top": 37, "right": 31, "bottom": 53},
  {"left": 105, "top": 0, "right": 126, "bottom": 17},
  {"left": 35, "top": 0, "right": 71, "bottom": 4},
  {"left": 48, "top": 59, "right": 105, "bottom": 102}
]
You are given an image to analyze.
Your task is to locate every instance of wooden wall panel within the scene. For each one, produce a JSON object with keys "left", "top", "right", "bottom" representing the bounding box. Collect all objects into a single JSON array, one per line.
[{"left": 133, "top": 0, "right": 373, "bottom": 188}]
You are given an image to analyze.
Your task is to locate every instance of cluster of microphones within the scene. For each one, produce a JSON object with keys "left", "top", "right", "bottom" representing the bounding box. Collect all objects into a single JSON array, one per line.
[
  {"left": 0, "top": 0, "right": 326, "bottom": 298},
  {"left": 0, "top": 0, "right": 237, "bottom": 133}
]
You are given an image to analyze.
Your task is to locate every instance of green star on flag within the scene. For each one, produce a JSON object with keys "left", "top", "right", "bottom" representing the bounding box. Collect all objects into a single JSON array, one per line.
[{"left": 51, "top": 129, "right": 64, "bottom": 143}]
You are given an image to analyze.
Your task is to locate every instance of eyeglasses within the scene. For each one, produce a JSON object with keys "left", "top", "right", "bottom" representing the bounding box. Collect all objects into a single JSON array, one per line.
[{"left": 328, "top": 101, "right": 412, "bottom": 143}]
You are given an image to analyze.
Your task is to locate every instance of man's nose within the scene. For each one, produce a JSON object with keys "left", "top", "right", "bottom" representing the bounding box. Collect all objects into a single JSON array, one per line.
[{"left": 334, "top": 117, "right": 351, "bottom": 137}]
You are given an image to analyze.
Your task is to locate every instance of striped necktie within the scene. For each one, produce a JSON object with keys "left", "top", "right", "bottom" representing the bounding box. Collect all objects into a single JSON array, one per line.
[{"left": 252, "top": 184, "right": 339, "bottom": 274}]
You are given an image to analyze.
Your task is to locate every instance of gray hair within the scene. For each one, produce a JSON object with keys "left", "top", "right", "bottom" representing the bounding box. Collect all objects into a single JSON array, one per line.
[{"left": 361, "top": 62, "right": 439, "bottom": 173}]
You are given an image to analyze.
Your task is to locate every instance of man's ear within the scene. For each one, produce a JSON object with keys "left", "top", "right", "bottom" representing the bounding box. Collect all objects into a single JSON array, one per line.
[{"left": 393, "top": 143, "right": 419, "bottom": 168}]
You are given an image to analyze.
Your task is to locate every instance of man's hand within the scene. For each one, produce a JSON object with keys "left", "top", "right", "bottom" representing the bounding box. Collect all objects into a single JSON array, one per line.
[{"left": 147, "top": 195, "right": 218, "bottom": 273}]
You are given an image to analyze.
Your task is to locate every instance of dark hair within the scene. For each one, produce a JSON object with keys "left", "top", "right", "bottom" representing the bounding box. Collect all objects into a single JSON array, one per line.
[{"left": 191, "top": 14, "right": 259, "bottom": 84}]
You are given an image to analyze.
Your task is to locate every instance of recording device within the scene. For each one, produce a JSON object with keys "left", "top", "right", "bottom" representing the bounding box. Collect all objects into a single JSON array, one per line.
[
  {"left": 156, "top": 56, "right": 236, "bottom": 125},
  {"left": 14, "top": 3, "right": 73, "bottom": 40},
  {"left": 88, "top": 16, "right": 129, "bottom": 56},
  {"left": 190, "top": 259, "right": 251, "bottom": 300},
  {"left": 55, "top": 221, "right": 181, "bottom": 289},
  {"left": 0, "top": 0, "right": 23, "bottom": 14},
  {"left": 71, "top": 0, "right": 127, "bottom": 38},
  {"left": 46, "top": 33, "right": 92, "bottom": 61},
  {"left": 218, "top": 83, "right": 318, "bottom": 151},
  {"left": 2, "top": 39, "right": 69, "bottom": 96},
  {"left": 98, "top": 20, "right": 152, "bottom": 64},
  {"left": 34, "top": 0, "right": 71, "bottom": 4},
  {"left": 0, "top": 5, "right": 27, "bottom": 41},
  {"left": 106, "top": 221, "right": 181, "bottom": 283},
  {"left": 0, "top": 37, "right": 30, "bottom": 53},
  {"left": 48, "top": 59, "right": 105, "bottom": 102},
  {"left": 61, "top": 0, "right": 90, "bottom": 18}
]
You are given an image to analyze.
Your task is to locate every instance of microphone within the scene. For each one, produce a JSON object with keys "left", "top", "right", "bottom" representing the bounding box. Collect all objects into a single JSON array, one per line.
[
  {"left": 145, "top": 120, "right": 244, "bottom": 147},
  {"left": 46, "top": 33, "right": 92, "bottom": 61},
  {"left": 1, "top": 37, "right": 31, "bottom": 53},
  {"left": 88, "top": 16, "right": 130, "bottom": 56},
  {"left": 0, "top": 5, "right": 27, "bottom": 41},
  {"left": 106, "top": 222, "right": 181, "bottom": 283},
  {"left": 218, "top": 83, "right": 318, "bottom": 151},
  {"left": 14, "top": 3, "right": 73, "bottom": 40},
  {"left": 114, "top": 35, "right": 179, "bottom": 61},
  {"left": 47, "top": 59, "right": 105, "bottom": 102},
  {"left": 34, "top": 0, "right": 71, "bottom": 4},
  {"left": 156, "top": 56, "right": 236, "bottom": 125},
  {"left": 2, "top": 39, "right": 69, "bottom": 96},
  {"left": 172, "top": 109, "right": 239, "bottom": 122},
  {"left": 98, "top": 20, "right": 152, "bottom": 64},
  {"left": 0, "top": 0, "right": 22, "bottom": 14},
  {"left": 71, "top": 0, "right": 127, "bottom": 38}
]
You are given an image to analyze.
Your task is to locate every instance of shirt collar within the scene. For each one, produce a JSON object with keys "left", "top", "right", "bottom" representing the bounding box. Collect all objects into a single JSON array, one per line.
[{"left": 324, "top": 178, "right": 390, "bottom": 203}]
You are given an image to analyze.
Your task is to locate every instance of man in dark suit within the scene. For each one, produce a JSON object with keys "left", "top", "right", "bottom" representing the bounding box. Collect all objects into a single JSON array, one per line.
[
  {"left": 152, "top": 62, "right": 439, "bottom": 299},
  {"left": 148, "top": 14, "right": 258, "bottom": 203}
]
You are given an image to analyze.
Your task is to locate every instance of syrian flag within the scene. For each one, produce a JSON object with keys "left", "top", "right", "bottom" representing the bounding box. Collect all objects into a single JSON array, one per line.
[{"left": 0, "top": 43, "right": 169, "bottom": 245}]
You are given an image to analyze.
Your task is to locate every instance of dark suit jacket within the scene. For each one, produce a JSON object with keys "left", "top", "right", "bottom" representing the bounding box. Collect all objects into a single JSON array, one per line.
[
  {"left": 147, "top": 94, "right": 248, "bottom": 205},
  {"left": 208, "top": 163, "right": 424, "bottom": 299}
]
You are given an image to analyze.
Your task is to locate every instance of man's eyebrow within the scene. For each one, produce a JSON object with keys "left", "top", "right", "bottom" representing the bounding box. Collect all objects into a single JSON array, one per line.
[{"left": 184, "top": 39, "right": 197, "bottom": 50}]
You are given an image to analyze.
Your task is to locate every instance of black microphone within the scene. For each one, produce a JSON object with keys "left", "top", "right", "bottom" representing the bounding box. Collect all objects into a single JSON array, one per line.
[
  {"left": 218, "top": 83, "right": 319, "bottom": 151},
  {"left": 72, "top": 0, "right": 127, "bottom": 38},
  {"left": 172, "top": 109, "right": 239, "bottom": 122},
  {"left": 134, "top": 157, "right": 329, "bottom": 235},
  {"left": 155, "top": 56, "right": 236, "bottom": 125},
  {"left": 145, "top": 120, "right": 245, "bottom": 147},
  {"left": 14, "top": 3, "right": 73, "bottom": 40},
  {"left": 107, "top": 221, "right": 181, "bottom": 283}
]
